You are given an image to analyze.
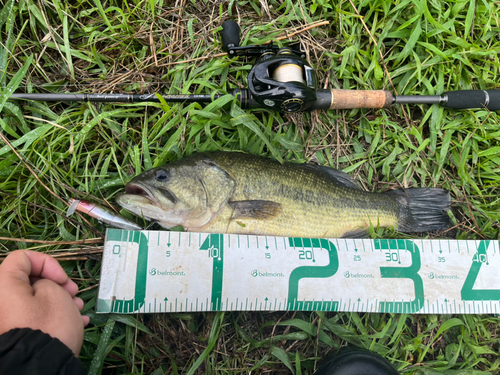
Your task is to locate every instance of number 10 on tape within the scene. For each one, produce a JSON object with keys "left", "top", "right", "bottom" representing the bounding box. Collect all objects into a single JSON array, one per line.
[{"left": 96, "top": 229, "right": 500, "bottom": 315}]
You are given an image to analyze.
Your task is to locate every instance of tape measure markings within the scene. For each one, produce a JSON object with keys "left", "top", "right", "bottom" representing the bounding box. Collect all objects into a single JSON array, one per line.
[{"left": 97, "top": 230, "right": 500, "bottom": 314}]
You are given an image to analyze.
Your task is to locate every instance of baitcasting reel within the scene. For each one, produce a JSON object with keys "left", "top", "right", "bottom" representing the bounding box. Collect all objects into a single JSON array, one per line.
[{"left": 221, "top": 20, "right": 318, "bottom": 113}]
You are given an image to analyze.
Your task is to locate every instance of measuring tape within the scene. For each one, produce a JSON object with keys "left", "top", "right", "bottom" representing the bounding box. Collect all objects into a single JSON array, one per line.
[{"left": 96, "top": 229, "right": 500, "bottom": 315}]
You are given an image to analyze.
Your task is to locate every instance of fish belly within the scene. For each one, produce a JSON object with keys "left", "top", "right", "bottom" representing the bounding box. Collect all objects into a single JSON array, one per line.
[{"left": 196, "top": 197, "right": 399, "bottom": 238}]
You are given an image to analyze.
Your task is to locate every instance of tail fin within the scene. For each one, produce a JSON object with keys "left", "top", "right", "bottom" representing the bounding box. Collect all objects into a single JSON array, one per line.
[{"left": 386, "top": 188, "right": 451, "bottom": 232}]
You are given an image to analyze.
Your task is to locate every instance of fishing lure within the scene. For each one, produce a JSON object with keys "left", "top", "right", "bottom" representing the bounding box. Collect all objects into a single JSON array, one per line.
[{"left": 67, "top": 198, "right": 142, "bottom": 231}]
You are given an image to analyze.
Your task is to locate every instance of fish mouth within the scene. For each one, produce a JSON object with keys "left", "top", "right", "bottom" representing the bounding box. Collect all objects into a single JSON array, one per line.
[
  {"left": 125, "top": 182, "right": 176, "bottom": 204},
  {"left": 125, "top": 183, "right": 152, "bottom": 197}
]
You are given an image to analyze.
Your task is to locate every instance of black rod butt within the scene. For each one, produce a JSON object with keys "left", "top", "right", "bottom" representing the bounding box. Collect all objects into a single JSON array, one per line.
[{"left": 443, "top": 90, "right": 500, "bottom": 111}]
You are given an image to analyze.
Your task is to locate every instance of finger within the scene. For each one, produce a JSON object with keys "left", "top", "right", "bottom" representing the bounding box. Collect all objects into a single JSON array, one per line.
[
  {"left": 0, "top": 250, "right": 70, "bottom": 287},
  {"left": 32, "top": 278, "right": 69, "bottom": 296},
  {"left": 0, "top": 251, "right": 79, "bottom": 299},
  {"left": 32, "top": 275, "right": 77, "bottom": 296},
  {"left": 24, "top": 251, "right": 70, "bottom": 285},
  {"left": 0, "top": 252, "right": 37, "bottom": 297},
  {"left": 18, "top": 251, "right": 78, "bottom": 295},
  {"left": 0, "top": 251, "right": 78, "bottom": 297},
  {"left": 61, "top": 278, "right": 79, "bottom": 297},
  {"left": 73, "top": 296, "right": 84, "bottom": 311},
  {"left": 0, "top": 251, "right": 36, "bottom": 285},
  {"left": 82, "top": 315, "right": 90, "bottom": 327}
]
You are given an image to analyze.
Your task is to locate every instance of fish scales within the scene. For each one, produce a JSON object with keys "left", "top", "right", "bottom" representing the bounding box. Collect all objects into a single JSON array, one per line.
[{"left": 196, "top": 152, "right": 400, "bottom": 237}]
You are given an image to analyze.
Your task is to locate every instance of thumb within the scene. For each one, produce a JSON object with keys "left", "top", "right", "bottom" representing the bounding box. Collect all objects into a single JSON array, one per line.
[{"left": 0, "top": 251, "right": 78, "bottom": 296}]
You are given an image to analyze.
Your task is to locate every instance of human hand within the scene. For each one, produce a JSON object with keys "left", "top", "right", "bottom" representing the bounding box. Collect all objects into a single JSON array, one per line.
[{"left": 0, "top": 250, "right": 90, "bottom": 356}]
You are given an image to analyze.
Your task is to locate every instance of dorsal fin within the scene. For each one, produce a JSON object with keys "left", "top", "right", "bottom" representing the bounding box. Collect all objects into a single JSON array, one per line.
[{"left": 303, "top": 164, "right": 362, "bottom": 190}]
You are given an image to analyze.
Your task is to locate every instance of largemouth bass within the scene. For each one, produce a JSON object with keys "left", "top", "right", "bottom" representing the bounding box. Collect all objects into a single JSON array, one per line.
[{"left": 116, "top": 152, "right": 450, "bottom": 238}]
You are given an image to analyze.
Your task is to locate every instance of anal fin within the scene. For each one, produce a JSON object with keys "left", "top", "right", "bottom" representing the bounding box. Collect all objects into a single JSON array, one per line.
[{"left": 341, "top": 227, "right": 369, "bottom": 239}]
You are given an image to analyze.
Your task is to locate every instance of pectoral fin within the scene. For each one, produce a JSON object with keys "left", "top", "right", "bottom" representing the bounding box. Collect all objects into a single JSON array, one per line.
[{"left": 229, "top": 200, "right": 282, "bottom": 220}]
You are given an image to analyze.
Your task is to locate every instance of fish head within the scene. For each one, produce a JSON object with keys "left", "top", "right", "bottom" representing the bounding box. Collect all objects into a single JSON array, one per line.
[{"left": 116, "top": 159, "right": 235, "bottom": 229}]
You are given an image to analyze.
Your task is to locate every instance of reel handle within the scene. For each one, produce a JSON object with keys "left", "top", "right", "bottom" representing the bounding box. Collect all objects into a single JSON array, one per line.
[{"left": 221, "top": 20, "right": 241, "bottom": 52}]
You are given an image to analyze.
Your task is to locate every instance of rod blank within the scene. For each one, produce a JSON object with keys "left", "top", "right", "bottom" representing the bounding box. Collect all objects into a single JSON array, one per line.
[
  {"left": 9, "top": 93, "right": 218, "bottom": 103},
  {"left": 394, "top": 95, "right": 443, "bottom": 105},
  {"left": 8, "top": 89, "right": 500, "bottom": 111}
]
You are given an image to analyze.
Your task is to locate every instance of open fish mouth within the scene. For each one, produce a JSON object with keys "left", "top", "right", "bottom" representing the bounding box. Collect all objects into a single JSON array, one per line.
[
  {"left": 125, "top": 183, "right": 151, "bottom": 197},
  {"left": 125, "top": 182, "right": 176, "bottom": 204},
  {"left": 125, "top": 183, "right": 155, "bottom": 201}
]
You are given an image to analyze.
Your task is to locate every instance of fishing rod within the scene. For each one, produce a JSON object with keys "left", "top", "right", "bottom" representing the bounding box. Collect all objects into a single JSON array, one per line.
[{"left": 9, "top": 21, "right": 500, "bottom": 113}]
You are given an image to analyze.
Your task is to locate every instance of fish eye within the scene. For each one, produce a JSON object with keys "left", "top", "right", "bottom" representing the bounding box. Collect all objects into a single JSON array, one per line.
[{"left": 155, "top": 169, "right": 170, "bottom": 182}]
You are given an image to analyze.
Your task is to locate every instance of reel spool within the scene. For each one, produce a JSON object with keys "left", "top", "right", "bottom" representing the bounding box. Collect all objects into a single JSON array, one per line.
[{"left": 272, "top": 63, "right": 305, "bottom": 84}]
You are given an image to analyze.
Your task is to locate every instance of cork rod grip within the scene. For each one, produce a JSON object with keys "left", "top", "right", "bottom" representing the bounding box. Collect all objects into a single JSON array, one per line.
[{"left": 328, "top": 89, "right": 393, "bottom": 109}]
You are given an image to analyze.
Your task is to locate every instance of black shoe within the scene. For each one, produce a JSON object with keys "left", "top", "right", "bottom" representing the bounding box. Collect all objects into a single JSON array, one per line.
[{"left": 313, "top": 346, "right": 400, "bottom": 375}]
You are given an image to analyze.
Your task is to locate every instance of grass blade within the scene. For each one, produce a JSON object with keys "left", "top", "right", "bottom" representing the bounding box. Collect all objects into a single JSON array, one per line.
[
  {"left": 0, "top": 55, "right": 33, "bottom": 113},
  {"left": 88, "top": 320, "right": 116, "bottom": 375},
  {"left": 185, "top": 312, "right": 224, "bottom": 375}
]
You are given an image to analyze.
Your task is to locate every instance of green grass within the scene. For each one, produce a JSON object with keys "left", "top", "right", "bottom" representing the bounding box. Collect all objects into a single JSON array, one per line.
[{"left": 1, "top": 0, "right": 500, "bottom": 373}]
